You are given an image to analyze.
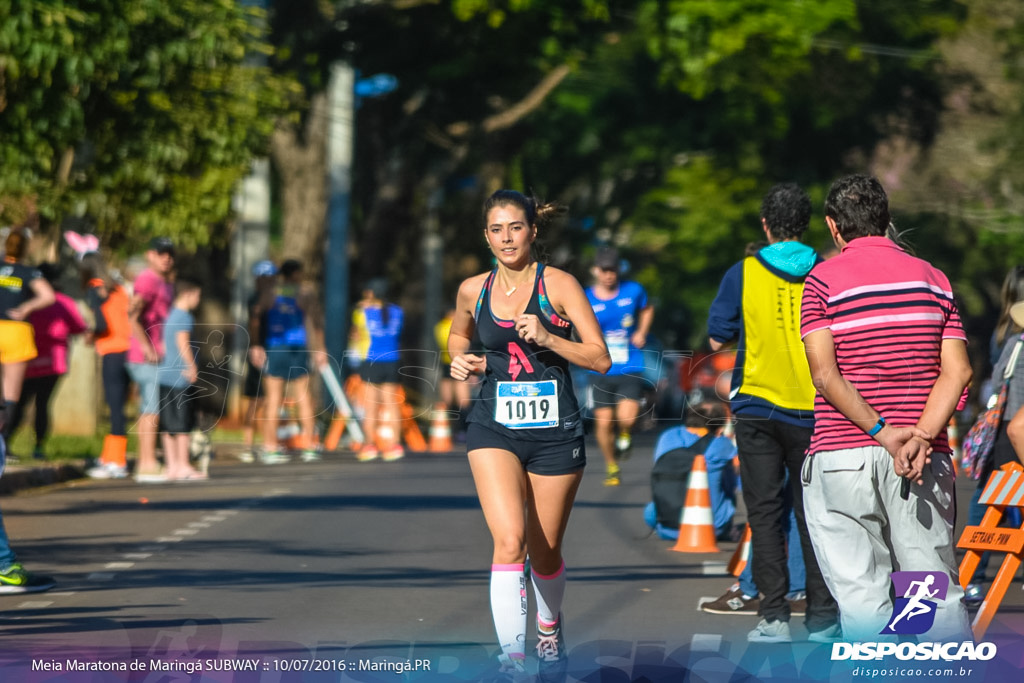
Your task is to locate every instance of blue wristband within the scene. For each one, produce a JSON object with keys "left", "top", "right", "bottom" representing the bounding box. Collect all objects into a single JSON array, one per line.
[{"left": 867, "top": 416, "right": 886, "bottom": 437}]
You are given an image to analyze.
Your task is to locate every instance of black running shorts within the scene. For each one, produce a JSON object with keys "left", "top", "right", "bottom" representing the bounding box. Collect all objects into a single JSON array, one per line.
[
  {"left": 466, "top": 422, "right": 586, "bottom": 475},
  {"left": 589, "top": 373, "right": 647, "bottom": 407},
  {"left": 360, "top": 361, "right": 401, "bottom": 385}
]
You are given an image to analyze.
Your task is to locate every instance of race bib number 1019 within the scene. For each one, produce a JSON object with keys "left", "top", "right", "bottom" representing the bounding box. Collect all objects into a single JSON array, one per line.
[{"left": 495, "top": 380, "right": 559, "bottom": 429}]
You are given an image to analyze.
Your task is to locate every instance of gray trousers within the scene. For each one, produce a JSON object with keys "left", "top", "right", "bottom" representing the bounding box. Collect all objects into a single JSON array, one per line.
[{"left": 802, "top": 446, "right": 970, "bottom": 642}]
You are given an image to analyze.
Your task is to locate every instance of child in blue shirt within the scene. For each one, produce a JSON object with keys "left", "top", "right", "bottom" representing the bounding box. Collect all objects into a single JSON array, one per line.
[{"left": 157, "top": 278, "right": 205, "bottom": 481}]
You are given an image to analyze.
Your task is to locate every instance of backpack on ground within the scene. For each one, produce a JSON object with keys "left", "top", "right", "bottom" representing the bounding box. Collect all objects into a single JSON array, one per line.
[{"left": 650, "top": 432, "right": 716, "bottom": 530}]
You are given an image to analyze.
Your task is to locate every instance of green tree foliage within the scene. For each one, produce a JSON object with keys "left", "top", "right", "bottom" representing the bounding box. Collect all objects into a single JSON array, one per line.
[
  {"left": 592, "top": 0, "right": 967, "bottom": 345},
  {"left": 263, "top": 0, "right": 979, "bottom": 350},
  {"left": 0, "top": 0, "right": 298, "bottom": 248}
]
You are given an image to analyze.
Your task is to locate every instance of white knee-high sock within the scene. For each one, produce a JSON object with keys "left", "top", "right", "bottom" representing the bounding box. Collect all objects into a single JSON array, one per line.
[
  {"left": 490, "top": 564, "right": 527, "bottom": 666},
  {"left": 531, "top": 561, "right": 566, "bottom": 630}
]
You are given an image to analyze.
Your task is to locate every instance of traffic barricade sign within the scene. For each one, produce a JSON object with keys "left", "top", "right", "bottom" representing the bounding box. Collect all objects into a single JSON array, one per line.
[{"left": 957, "top": 461, "right": 1024, "bottom": 639}]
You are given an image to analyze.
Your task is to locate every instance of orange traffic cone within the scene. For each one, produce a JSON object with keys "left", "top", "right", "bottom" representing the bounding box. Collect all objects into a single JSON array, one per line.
[
  {"left": 325, "top": 412, "right": 363, "bottom": 452},
  {"left": 376, "top": 414, "right": 400, "bottom": 452},
  {"left": 670, "top": 454, "right": 722, "bottom": 553},
  {"left": 728, "top": 524, "right": 752, "bottom": 576},
  {"left": 429, "top": 403, "right": 453, "bottom": 452},
  {"left": 400, "top": 400, "right": 428, "bottom": 452}
]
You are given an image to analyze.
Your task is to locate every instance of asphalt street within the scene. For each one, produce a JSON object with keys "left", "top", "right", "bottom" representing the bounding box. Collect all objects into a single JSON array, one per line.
[{"left": 0, "top": 432, "right": 1022, "bottom": 682}]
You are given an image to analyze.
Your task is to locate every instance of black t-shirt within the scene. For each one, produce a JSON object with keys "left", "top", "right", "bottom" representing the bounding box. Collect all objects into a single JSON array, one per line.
[{"left": 0, "top": 262, "right": 42, "bottom": 320}]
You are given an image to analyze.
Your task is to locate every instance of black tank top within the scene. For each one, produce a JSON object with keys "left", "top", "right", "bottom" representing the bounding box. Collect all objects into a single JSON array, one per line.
[{"left": 467, "top": 263, "right": 584, "bottom": 441}]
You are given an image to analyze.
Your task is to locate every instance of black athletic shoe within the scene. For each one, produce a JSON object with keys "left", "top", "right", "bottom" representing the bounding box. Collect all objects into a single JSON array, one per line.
[{"left": 536, "top": 614, "right": 568, "bottom": 683}]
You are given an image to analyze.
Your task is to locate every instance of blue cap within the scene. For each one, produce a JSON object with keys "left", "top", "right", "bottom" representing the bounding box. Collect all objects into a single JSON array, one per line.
[{"left": 252, "top": 260, "right": 277, "bottom": 278}]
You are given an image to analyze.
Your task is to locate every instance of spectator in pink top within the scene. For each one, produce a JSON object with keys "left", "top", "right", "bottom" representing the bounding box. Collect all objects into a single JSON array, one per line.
[
  {"left": 8, "top": 264, "right": 86, "bottom": 459},
  {"left": 127, "top": 237, "right": 175, "bottom": 482},
  {"left": 800, "top": 174, "right": 972, "bottom": 642}
]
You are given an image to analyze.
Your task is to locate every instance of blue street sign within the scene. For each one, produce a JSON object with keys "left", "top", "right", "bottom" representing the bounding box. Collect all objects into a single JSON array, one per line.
[{"left": 354, "top": 73, "right": 398, "bottom": 98}]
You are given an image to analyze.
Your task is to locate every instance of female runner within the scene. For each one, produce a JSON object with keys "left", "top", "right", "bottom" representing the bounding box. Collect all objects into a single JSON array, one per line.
[{"left": 448, "top": 190, "right": 610, "bottom": 682}]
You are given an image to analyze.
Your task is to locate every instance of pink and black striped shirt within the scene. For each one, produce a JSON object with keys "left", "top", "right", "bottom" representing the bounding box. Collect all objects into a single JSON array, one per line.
[{"left": 800, "top": 236, "right": 965, "bottom": 455}]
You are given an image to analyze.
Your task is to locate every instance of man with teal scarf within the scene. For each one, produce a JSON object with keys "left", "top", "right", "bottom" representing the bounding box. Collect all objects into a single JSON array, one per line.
[{"left": 707, "top": 183, "right": 839, "bottom": 644}]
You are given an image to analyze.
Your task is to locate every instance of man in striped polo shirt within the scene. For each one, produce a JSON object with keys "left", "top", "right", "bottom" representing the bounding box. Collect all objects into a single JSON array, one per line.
[{"left": 801, "top": 174, "right": 972, "bottom": 642}]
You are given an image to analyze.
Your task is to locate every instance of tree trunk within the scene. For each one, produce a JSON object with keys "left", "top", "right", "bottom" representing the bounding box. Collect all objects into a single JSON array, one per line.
[{"left": 270, "top": 92, "right": 329, "bottom": 282}]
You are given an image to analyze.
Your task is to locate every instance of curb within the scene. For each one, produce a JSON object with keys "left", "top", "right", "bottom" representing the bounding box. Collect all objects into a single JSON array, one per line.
[{"left": 0, "top": 461, "right": 89, "bottom": 495}]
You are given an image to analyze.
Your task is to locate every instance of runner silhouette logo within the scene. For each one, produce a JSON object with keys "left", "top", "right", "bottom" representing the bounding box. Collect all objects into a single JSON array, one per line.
[{"left": 881, "top": 571, "right": 948, "bottom": 635}]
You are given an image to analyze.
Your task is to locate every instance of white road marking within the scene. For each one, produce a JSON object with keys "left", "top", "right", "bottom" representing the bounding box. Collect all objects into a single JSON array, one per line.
[
  {"left": 691, "top": 634, "right": 722, "bottom": 652},
  {"left": 105, "top": 562, "right": 135, "bottom": 570},
  {"left": 697, "top": 597, "right": 717, "bottom": 610}
]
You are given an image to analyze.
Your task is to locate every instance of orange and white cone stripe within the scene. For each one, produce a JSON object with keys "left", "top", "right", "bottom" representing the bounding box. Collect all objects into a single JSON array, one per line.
[
  {"left": 671, "top": 454, "right": 722, "bottom": 553},
  {"left": 728, "top": 524, "right": 752, "bottom": 576},
  {"left": 429, "top": 403, "right": 453, "bottom": 452}
]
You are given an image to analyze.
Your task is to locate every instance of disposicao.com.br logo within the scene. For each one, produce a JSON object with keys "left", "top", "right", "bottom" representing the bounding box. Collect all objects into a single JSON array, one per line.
[{"left": 830, "top": 571, "right": 997, "bottom": 662}]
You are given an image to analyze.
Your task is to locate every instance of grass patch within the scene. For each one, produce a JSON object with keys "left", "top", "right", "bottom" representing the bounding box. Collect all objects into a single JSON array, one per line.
[
  {"left": 6, "top": 430, "right": 140, "bottom": 462},
  {"left": 7, "top": 427, "right": 245, "bottom": 463}
]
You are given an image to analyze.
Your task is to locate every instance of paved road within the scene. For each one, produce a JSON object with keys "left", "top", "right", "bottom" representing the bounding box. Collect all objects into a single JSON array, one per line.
[{"left": 0, "top": 433, "right": 1022, "bottom": 682}]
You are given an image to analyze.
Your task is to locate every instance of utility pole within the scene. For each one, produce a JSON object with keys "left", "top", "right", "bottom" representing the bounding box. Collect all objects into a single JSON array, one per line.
[
  {"left": 323, "top": 65, "right": 398, "bottom": 374},
  {"left": 422, "top": 188, "right": 444, "bottom": 359},
  {"left": 324, "top": 63, "right": 356, "bottom": 372}
]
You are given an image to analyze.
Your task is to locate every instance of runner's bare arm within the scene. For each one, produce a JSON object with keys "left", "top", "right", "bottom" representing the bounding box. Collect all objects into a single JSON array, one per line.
[
  {"left": 519, "top": 267, "right": 610, "bottom": 373},
  {"left": 299, "top": 284, "right": 328, "bottom": 368},
  {"left": 632, "top": 304, "right": 654, "bottom": 349},
  {"left": 448, "top": 275, "right": 487, "bottom": 381}
]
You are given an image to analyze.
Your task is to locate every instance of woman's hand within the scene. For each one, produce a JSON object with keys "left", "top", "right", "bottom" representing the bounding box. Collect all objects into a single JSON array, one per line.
[
  {"left": 515, "top": 313, "right": 550, "bottom": 347},
  {"left": 451, "top": 353, "right": 486, "bottom": 381}
]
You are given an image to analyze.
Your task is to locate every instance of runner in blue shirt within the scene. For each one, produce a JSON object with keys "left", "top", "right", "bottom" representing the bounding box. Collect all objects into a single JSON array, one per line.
[
  {"left": 585, "top": 247, "right": 654, "bottom": 486},
  {"left": 356, "top": 278, "right": 405, "bottom": 462}
]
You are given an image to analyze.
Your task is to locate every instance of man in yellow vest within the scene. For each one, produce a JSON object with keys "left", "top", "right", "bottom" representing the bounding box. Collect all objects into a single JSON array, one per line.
[{"left": 707, "top": 183, "right": 839, "bottom": 644}]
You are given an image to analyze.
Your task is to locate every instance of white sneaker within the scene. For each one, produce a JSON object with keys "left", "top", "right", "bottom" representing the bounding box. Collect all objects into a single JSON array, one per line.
[
  {"left": 808, "top": 623, "right": 843, "bottom": 643},
  {"left": 747, "top": 619, "right": 792, "bottom": 643},
  {"left": 88, "top": 463, "right": 128, "bottom": 479},
  {"left": 237, "top": 450, "right": 255, "bottom": 464}
]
